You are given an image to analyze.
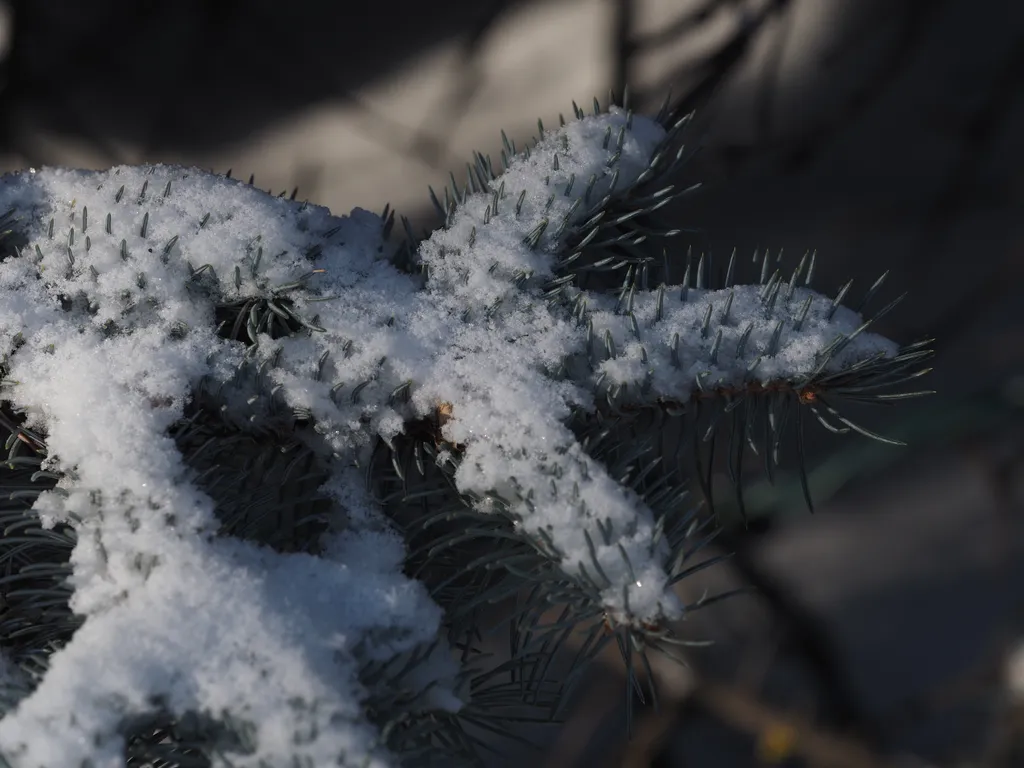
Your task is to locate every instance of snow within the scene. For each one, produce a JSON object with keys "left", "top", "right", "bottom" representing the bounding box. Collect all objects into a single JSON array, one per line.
[
  {"left": 408, "top": 107, "right": 897, "bottom": 624},
  {"left": 583, "top": 281, "right": 898, "bottom": 399},
  {"left": 0, "top": 168, "right": 457, "bottom": 767},
  {"left": 0, "top": 107, "right": 900, "bottom": 765}
]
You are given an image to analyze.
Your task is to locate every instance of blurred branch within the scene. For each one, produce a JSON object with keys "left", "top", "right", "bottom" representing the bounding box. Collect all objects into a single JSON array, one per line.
[
  {"left": 691, "top": 678, "right": 888, "bottom": 768},
  {"left": 654, "top": 0, "right": 792, "bottom": 130},
  {"left": 599, "top": 661, "right": 891, "bottom": 768},
  {"left": 698, "top": 0, "right": 947, "bottom": 175},
  {"left": 408, "top": 0, "right": 512, "bottom": 165},
  {"left": 611, "top": 0, "right": 634, "bottom": 105},
  {"left": 630, "top": 0, "right": 740, "bottom": 50},
  {"left": 753, "top": 0, "right": 795, "bottom": 143},
  {"left": 777, "top": 0, "right": 946, "bottom": 171},
  {"left": 725, "top": 539, "right": 881, "bottom": 740}
]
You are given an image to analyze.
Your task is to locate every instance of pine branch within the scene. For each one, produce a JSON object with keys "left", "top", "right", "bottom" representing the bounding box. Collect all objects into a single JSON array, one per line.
[{"left": 0, "top": 89, "right": 932, "bottom": 767}]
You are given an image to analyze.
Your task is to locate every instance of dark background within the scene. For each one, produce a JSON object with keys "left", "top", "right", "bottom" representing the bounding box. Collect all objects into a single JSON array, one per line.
[{"left": 0, "top": 1, "right": 1021, "bottom": 765}]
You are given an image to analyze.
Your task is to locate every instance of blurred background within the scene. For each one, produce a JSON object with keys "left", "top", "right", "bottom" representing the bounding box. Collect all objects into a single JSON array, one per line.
[{"left": 0, "top": 0, "right": 1021, "bottom": 765}]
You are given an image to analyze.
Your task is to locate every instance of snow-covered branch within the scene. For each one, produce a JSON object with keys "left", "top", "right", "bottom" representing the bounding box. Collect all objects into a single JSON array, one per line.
[{"left": 0, "top": 100, "right": 930, "bottom": 766}]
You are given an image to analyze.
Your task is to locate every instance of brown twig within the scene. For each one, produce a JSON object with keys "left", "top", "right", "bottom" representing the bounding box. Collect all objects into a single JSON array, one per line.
[{"left": 691, "top": 677, "right": 888, "bottom": 768}]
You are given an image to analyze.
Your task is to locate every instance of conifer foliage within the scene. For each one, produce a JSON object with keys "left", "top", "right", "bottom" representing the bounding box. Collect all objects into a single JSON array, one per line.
[{"left": 0, "top": 92, "right": 932, "bottom": 766}]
